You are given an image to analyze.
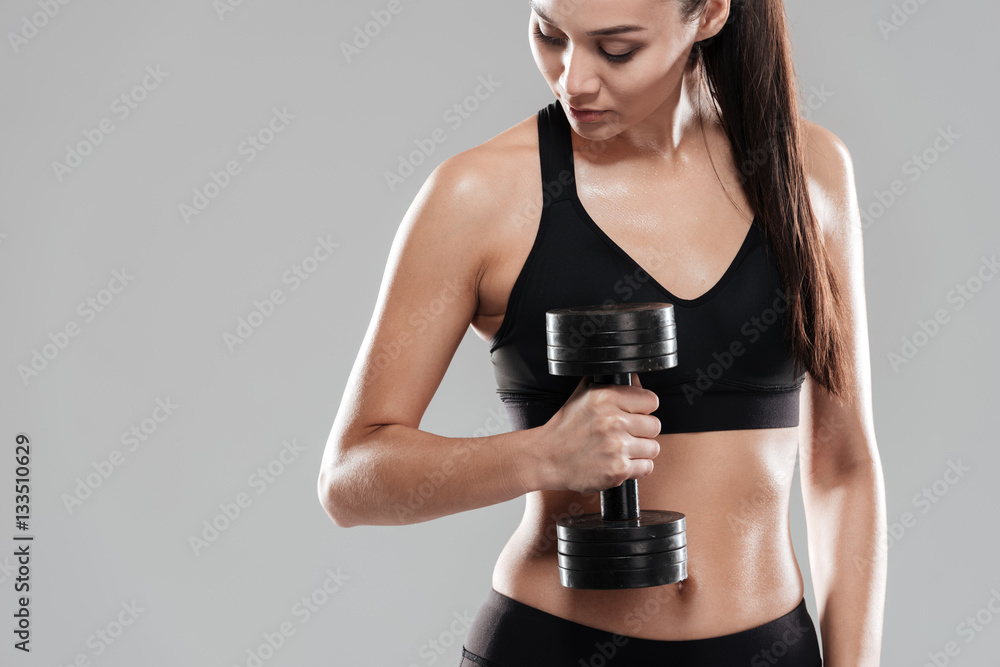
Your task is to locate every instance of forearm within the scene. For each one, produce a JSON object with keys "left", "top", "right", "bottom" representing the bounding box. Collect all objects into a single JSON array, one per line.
[
  {"left": 318, "top": 422, "right": 547, "bottom": 527},
  {"left": 801, "top": 458, "right": 888, "bottom": 666}
]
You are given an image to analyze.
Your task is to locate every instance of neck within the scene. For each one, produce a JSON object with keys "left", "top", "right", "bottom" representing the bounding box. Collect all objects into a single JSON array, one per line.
[{"left": 578, "top": 58, "right": 712, "bottom": 162}]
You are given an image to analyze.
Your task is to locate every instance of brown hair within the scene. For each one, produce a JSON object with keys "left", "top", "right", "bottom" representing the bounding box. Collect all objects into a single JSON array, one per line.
[{"left": 679, "top": 0, "right": 854, "bottom": 403}]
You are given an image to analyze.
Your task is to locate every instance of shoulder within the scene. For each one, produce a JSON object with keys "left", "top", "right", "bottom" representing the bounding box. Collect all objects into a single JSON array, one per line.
[
  {"left": 405, "top": 111, "right": 542, "bottom": 263},
  {"left": 429, "top": 113, "right": 538, "bottom": 207},
  {"left": 799, "top": 118, "right": 858, "bottom": 242}
]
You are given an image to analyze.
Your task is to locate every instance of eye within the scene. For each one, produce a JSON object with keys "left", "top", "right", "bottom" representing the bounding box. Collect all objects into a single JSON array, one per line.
[{"left": 532, "top": 25, "right": 637, "bottom": 64}]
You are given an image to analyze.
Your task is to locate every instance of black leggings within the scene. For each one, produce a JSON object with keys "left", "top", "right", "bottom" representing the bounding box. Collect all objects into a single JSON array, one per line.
[{"left": 459, "top": 588, "right": 822, "bottom": 667}]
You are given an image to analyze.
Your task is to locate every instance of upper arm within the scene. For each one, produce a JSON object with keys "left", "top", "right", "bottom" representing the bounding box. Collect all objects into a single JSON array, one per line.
[
  {"left": 323, "top": 150, "right": 501, "bottom": 458},
  {"left": 797, "top": 120, "right": 880, "bottom": 481}
]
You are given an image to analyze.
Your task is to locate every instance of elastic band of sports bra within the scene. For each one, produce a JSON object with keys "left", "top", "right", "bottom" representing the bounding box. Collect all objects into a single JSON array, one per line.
[{"left": 497, "top": 385, "right": 802, "bottom": 434}]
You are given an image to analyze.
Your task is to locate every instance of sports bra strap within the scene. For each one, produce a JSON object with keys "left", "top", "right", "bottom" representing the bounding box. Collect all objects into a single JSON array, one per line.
[{"left": 537, "top": 100, "right": 575, "bottom": 206}]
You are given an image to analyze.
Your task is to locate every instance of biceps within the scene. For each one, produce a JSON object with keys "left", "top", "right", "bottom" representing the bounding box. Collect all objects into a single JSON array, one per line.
[
  {"left": 355, "top": 265, "right": 478, "bottom": 431},
  {"left": 339, "top": 202, "right": 485, "bottom": 438}
]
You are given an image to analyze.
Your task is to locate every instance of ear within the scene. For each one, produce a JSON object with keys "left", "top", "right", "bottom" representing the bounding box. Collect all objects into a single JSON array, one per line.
[{"left": 693, "top": 0, "right": 732, "bottom": 42}]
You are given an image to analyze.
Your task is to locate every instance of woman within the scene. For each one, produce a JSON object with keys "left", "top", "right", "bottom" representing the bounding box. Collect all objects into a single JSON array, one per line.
[{"left": 318, "top": 0, "right": 886, "bottom": 664}]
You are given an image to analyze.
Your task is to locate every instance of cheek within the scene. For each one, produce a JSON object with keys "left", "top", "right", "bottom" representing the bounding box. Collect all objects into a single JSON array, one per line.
[
  {"left": 614, "top": 57, "right": 680, "bottom": 103},
  {"left": 603, "top": 66, "right": 667, "bottom": 105},
  {"left": 533, "top": 52, "right": 560, "bottom": 83},
  {"left": 528, "top": 42, "right": 550, "bottom": 74}
]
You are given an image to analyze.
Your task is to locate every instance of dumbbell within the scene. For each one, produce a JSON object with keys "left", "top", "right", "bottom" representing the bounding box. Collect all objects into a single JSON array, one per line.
[{"left": 545, "top": 302, "right": 688, "bottom": 590}]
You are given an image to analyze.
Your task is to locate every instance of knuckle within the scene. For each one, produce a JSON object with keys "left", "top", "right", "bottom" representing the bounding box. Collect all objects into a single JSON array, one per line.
[
  {"left": 611, "top": 455, "right": 630, "bottom": 481},
  {"left": 595, "top": 414, "right": 626, "bottom": 435},
  {"left": 605, "top": 470, "right": 626, "bottom": 488},
  {"left": 588, "top": 385, "right": 605, "bottom": 401}
]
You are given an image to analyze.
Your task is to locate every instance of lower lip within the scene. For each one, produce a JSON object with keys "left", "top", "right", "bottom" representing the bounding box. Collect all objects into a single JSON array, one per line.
[{"left": 568, "top": 106, "right": 606, "bottom": 123}]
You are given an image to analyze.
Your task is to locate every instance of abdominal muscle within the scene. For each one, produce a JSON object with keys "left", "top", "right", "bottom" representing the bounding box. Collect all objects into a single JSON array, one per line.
[{"left": 490, "top": 427, "right": 805, "bottom": 641}]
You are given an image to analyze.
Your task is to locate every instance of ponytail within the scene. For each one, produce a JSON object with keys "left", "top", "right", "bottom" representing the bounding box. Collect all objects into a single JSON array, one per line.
[{"left": 682, "top": 0, "right": 854, "bottom": 404}]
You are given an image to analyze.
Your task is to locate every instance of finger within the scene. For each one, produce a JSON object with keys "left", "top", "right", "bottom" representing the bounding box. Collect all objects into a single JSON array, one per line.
[
  {"left": 628, "top": 458, "right": 655, "bottom": 480},
  {"left": 617, "top": 382, "right": 659, "bottom": 416},
  {"left": 626, "top": 434, "right": 661, "bottom": 462},
  {"left": 632, "top": 413, "right": 662, "bottom": 439}
]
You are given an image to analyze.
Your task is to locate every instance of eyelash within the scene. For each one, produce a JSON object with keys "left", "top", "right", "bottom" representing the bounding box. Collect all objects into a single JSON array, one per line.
[{"left": 533, "top": 25, "right": 637, "bottom": 64}]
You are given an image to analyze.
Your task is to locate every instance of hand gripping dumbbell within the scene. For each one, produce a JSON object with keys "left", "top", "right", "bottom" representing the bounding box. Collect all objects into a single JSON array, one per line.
[{"left": 545, "top": 302, "right": 687, "bottom": 590}]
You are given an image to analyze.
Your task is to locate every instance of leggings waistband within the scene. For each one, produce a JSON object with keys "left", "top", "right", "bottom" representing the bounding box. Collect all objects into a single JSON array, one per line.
[{"left": 461, "top": 588, "right": 822, "bottom": 667}]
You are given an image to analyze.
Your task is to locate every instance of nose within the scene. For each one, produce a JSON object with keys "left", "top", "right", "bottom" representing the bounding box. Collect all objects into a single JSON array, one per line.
[{"left": 559, "top": 44, "right": 600, "bottom": 99}]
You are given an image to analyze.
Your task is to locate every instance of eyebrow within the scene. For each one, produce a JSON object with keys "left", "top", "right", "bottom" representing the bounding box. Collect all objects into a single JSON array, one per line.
[{"left": 529, "top": 0, "right": 647, "bottom": 36}]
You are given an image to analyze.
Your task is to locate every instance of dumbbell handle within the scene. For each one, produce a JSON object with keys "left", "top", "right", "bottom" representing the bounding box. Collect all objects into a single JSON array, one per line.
[{"left": 592, "top": 373, "right": 641, "bottom": 522}]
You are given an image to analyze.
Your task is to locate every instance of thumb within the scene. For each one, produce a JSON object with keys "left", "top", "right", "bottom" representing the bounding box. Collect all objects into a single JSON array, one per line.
[{"left": 571, "top": 374, "right": 593, "bottom": 395}]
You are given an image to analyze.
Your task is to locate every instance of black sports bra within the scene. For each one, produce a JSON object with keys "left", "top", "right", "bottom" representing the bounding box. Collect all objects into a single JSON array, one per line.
[{"left": 489, "top": 99, "right": 806, "bottom": 434}]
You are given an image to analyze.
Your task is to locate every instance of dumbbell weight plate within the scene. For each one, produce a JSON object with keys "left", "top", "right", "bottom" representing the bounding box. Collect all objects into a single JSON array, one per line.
[
  {"left": 545, "top": 324, "right": 677, "bottom": 348},
  {"left": 547, "top": 353, "right": 678, "bottom": 377},
  {"left": 557, "top": 510, "right": 686, "bottom": 542},
  {"left": 547, "top": 337, "right": 678, "bottom": 362},
  {"left": 559, "top": 560, "right": 687, "bottom": 590},
  {"left": 545, "top": 303, "right": 675, "bottom": 333},
  {"left": 558, "top": 546, "right": 687, "bottom": 571},
  {"left": 558, "top": 532, "right": 686, "bottom": 557}
]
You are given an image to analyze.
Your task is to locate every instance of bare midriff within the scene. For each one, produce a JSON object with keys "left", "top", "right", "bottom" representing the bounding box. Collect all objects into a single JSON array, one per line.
[{"left": 490, "top": 427, "right": 805, "bottom": 640}]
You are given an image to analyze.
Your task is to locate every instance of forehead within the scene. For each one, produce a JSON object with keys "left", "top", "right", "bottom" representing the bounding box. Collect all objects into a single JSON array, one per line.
[{"left": 529, "top": 0, "right": 667, "bottom": 28}]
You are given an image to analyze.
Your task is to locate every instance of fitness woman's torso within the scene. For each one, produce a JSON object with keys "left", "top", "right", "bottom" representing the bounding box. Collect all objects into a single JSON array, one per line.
[{"left": 466, "top": 104, "right": 805, "bottom": 640}]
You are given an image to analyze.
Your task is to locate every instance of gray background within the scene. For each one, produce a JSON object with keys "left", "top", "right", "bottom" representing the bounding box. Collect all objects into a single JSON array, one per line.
[{"left": 1, "top": 0, "right": 996, "bottom": 665}]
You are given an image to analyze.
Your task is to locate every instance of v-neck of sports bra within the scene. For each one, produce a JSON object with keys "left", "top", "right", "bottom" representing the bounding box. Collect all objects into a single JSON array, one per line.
[
  {"left": 570, "top": 195, "right": 758, "bottom": 307},
  {"left": 555, "top": 101, "right": 759, "bottom": 308}
]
